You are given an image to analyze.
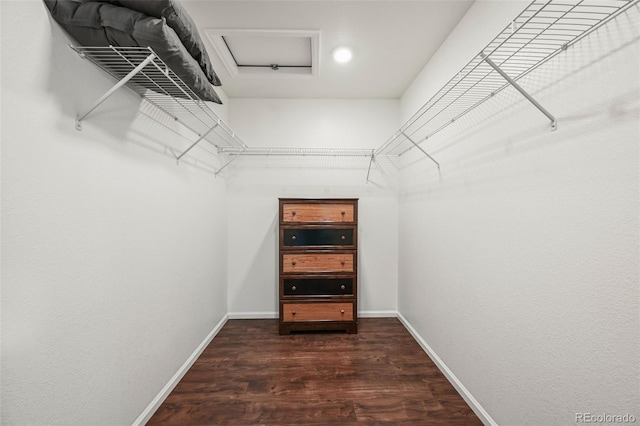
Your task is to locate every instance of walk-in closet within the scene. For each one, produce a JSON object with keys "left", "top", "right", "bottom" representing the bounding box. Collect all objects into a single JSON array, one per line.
[{"left": 1, "top": 0, "right": 638, "bottom": 424}]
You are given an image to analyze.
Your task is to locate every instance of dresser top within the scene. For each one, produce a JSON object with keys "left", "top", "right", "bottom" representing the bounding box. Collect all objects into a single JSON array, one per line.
[{"left": 279, "top": 198, "right": 359, "bottom": 202}]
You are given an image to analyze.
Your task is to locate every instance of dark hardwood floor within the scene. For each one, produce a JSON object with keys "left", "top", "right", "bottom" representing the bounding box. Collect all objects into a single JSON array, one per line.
[{"left": 147, "top": 318, "right": 482, "bottom": 425}]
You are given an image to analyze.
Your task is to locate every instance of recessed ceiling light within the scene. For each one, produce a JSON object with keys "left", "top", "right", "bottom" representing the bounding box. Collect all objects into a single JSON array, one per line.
[{"left": 332, "top": 47, "right": 352, "bottom": 64}]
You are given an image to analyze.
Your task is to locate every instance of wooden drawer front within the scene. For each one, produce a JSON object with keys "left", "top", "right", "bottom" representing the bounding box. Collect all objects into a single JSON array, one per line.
[
  {"left": 282, "top": 253, "right": 354, "bottom": 273},
  {"left": 282, "top": 203, "right": 354, "bottom": 223},
  {"left": 283, "top": 278, "right": 353, "bottom": 296},
  {"left": 283, "top": 228, "right": 354, "bottom": 247},
  {"left": 282, "top": 302, "right": 354, "bottom": 322}
]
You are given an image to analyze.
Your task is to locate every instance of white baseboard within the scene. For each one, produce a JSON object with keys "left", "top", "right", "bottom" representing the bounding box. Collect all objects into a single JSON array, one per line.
[
  {"left": 228, "top": 311, "right": 278, "bottom": 319},
  {"left": 359, "top": 310, "right": 398, "bottom": 318},
  {"left": 396, "top": 313, "right": 497, "bottom": 426},
  {"left": 132, "top": 314, "right": 229, "bottom": 426}
]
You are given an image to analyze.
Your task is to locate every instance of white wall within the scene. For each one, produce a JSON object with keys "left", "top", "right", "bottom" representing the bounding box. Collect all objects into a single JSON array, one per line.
[
  {"left": 225, "top": 98, "right": 400, "bottom": 317},
  {"left": 397, "top": 1, "right": 639, "bottom": 425},
  {"left": 400, "top": 0, "right": 528, "bottom": 122},
  {"left": 1, "top": 1, "right": 229, "bottom": 424}
]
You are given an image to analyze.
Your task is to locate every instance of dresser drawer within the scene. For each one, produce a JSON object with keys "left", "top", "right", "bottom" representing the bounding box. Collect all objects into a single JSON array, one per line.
[
  {"left": 282, "top": 253, "right": 354, "bottom": 273},
  {"left": 283, "top": 278, "right": 354, "bottom": 296},
  {"left": 282, "top": 302, "right": 354, "bottom": 322},
  {"left": 282, "top": 203, "right": 355, "bottom": 223},
  {"left": 282, "top": 228, "right": 355, "bottom": 247}
]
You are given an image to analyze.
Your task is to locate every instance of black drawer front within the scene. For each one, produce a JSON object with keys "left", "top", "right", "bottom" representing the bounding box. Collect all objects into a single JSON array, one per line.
[
  {"left": 283, "top": 229, "right": 354, "bottom": 247},
  {"left": 283, "top": 278, "right": 354, "bottom": 296}
]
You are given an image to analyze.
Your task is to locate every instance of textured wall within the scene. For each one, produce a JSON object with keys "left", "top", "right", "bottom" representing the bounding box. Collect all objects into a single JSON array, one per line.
[
  {"left": 397, "top": 2, "right": 639, "bottom": 424},
  {"left": 225, "top": 98, "right": 400, "bottom": 317},
  {"left": 1, "top": 1, "right": 229, "bottom": 424}
]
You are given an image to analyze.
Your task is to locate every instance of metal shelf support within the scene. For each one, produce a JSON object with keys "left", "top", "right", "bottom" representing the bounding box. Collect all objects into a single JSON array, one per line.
[
  {"left": 366, "top": 150, "right": 375, "bottom": 183},
  {"left": 214, "top": 155, "right": 240, "bottom": 177},
  {"left": 401, "top": 132, "right": 440, "bottom": 170},
  {"left": 480, "top": 53, "right": 557, "bottom": 131},
  {"left": 175, "top": 123, "right": 219, "bottom": 164},
  {"left": 75, "top": 50, "right": 156, "bottom": 131}
]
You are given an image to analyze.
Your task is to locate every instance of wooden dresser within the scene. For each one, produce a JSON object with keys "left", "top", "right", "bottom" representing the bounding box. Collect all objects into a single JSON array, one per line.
[{"left": 278, "top": 198, "right": 358, "bottom": 334}]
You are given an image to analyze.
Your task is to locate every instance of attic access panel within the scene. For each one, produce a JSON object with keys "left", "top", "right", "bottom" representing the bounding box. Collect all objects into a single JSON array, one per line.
[
  {"left": 224, "top": 35, "right": 311, "bottom": 68},
  {"left": 205, "top": 29, "right": 320, "bottom": 78}
]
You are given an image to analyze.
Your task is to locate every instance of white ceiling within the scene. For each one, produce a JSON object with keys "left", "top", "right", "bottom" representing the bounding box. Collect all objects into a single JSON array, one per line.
[{"left": 182, "top": 0, "right": 475, "bottom": 99}]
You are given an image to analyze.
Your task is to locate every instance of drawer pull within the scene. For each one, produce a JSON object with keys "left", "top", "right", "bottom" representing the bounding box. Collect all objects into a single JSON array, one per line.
[
  {"left": 292, "top": 311, "right": 296, "bottom": 315},
  {"left": 340, "top": 285, "right": 346, "bottom": 290},
  {"left": 340, "top": 261, "right": 345, "bottom": 266},
  {"left": 341, "top": 235, "right": 346, "bottom": 240},
  {"left": 291, "top": 235, "right": 297, "bottom": 241},
  {"left": 341, "top": 211, "right": 345, "bottom": 216},
  {"left": 292, "top": 260, "right": 297, "bottom": 266},
  {"left": 291, "top": 286, "right": 297, "bottom": 291},
  {"left": 340, "top": 309, "right": 345, "bottom": 314},
  {"left": 292, "top": 211, "right": 296, "bottom": 216}
]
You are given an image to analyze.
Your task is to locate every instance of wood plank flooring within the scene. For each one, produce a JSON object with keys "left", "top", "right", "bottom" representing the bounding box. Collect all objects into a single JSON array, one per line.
[{"left": 147, "top": 318, "right": 482, "bottom": 425}]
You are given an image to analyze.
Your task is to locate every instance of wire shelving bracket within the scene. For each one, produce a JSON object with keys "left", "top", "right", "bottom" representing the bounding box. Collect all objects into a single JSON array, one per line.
[
  {"left": 374, "top": 0, "right": 638, "bottom": 166},
  {"left": 71, "top": 45, "right": 247, "bottom": 166}
]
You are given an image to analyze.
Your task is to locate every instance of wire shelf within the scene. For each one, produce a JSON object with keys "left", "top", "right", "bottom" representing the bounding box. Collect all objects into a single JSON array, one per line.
[
  {"left": 374, "top": 0, "right": 638, "bottom": 160},
  {"left": 219, "top": 147, "right": 375, "bottom": 157},
  {"left": 71, "top": 45, "right": 247, "bottom": 159},
  {"left": 69, "top": 0, "right": 636, "bottom": 175},
  {"left": 216, "top": 147, "right": 402, "bottom": 182}
]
